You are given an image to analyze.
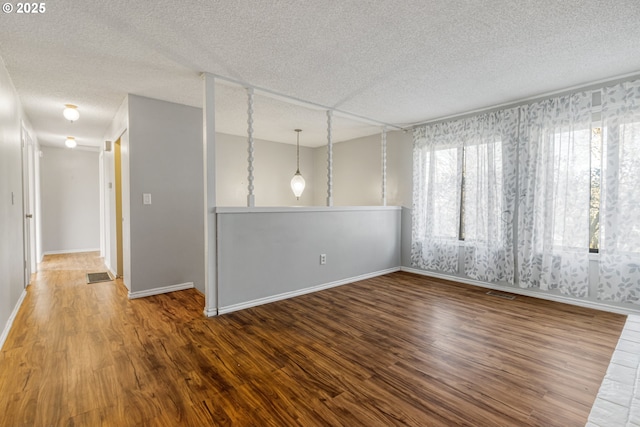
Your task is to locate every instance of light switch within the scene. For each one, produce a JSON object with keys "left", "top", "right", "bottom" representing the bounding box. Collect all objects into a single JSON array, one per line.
[{"left": 143, "top": 193, "right": 152, "bottom": 205}]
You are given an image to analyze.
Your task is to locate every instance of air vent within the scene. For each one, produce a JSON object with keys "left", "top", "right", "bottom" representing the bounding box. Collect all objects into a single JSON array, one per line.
[{"left": 486, "top": 290, "right": 516, "bottom": 300}]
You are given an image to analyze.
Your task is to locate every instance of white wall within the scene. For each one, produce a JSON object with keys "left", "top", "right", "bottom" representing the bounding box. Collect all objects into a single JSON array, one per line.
[
  {"left": 386, "top": 130, "right": 413, "bottom": 208},
  {"left": 0, "top": 57, "right": 29, "bottom": 348},
  {"left": 216, "top": 132, "right": 316, "bottom": 207},
  {"left": 40, "top": 146, "right": 100, "bottom": 254},
  {"left": 216, "top": 130, "right": 411, "bottom": 208},
  {"left": 32, "top": 132, "right": 43, "bottom": 267},
  {"left": 215, "top": 207, "right": 401, "bottom": 313},
  {"left": 127, "top": 94, "right": 205, "bottom": 294},
  {"left": 312, "top": 130, "right": 413, "bottom": 207}
]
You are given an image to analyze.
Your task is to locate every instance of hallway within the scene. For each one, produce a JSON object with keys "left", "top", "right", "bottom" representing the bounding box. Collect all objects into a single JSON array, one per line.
[{"left": 0, "top": 252, "right": 206, "bottom": 426}]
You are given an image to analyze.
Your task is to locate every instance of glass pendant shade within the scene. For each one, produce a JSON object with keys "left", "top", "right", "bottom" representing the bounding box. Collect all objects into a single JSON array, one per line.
[
  {"left": 291, "top": 129, "right": 305, "bottom": 199},
  {"left": 63, "top": 104, "right": 79, "bottom": 121},
  {"left": 65, "top": 136, "right": 77, "bottom": 148},
  {"left": 291, "top": 171, "right": 305, "bottom": 199}
]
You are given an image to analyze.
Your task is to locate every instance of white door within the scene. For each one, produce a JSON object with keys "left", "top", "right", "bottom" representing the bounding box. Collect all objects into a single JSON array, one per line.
[{"left": 21, "top": 127, "right": 33, "bottom": 287}]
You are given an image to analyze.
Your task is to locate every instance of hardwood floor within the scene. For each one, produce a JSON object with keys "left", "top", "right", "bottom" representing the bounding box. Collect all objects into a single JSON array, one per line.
[{"left": 0, "top": 252, "right": 626, "bottom": 426}]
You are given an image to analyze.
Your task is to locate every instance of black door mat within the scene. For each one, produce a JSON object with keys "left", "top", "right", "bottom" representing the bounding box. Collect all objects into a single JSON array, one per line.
[{"left": 87, "top": 272, "right": 113, "bottom": 284}]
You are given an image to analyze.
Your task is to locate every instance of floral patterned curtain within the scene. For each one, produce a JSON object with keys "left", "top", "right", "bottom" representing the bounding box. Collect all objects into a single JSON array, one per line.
[
  {"left": 411, "top": 110, "right": 518, "bottom": 281},
  {"left": 598, "top": 79, "right": 640, "bottom": 303},
  {"left": 517, "top": 92, "right": 593, "bottom": 297},
  {"left": 411, "top": 123, "right": 462, "bottom": 274},
  {"left": 462, "top": 109, "right": 519, "bottom": 284}
]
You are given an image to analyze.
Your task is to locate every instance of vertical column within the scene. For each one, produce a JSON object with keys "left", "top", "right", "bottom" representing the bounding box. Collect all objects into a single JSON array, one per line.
[
  {"left": 202, "top": 72, "right": 217, "bottom": 316},
  {"left": 246, "top": 87, "right": 255, "bottom": 207},
  {"left": 326, "top": 110, "right": 333, "bottom": 207},
  {"left": 381, "top": 126, "right": 387, "bottom": 206}
]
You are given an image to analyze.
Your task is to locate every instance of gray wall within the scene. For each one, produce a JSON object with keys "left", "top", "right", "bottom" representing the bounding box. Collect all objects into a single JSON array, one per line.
[
  {"left": 216, "top": 207, "right": 401, "bottom": 311},
  {"left": 40, "top": 146, "right": 100, "bottom": 254},
  {"left": 127, "top": 95, "right": 205, "bottom": 293},
  {"left": 0, "top": 58, "right": 28, "bottom": 346}
]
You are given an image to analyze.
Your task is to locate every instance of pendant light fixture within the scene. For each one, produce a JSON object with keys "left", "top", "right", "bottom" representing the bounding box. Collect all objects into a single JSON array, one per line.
[
  {"left": 63, "top": 104, "right": 79, "bottom": 122},
  {"left": 65, "top": 136, "right": 77, "bottom": 148},
  {"left": 290, "top": 129, "right": 305, "bottom": 200}
]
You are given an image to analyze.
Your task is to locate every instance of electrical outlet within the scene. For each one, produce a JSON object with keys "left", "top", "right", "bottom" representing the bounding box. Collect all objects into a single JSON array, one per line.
[{"left": 320, "top": 254, "right": 326, "bottom": 265}]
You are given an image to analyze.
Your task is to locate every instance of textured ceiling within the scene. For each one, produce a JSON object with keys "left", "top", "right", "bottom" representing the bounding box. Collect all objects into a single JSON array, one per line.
[{"left": 1, "top": 0, "right": 639, "bottom": 148}]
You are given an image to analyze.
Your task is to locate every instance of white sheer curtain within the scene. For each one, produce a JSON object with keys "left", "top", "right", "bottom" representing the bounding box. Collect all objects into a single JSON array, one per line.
[
  {"left": 598, "top": 79, "right": 640, "bottom": 303},
  {"left": 412, "top": 111, "right": 518, "bottom": 280},
  {"left": 411, "top": 124, "right": 462, "bottom": 273},
  {"left": 463, "top": 109, "right": 519, "bottom": 283},
  {"left": 517, "top": 92, "right": 593, "bottom": 297}
]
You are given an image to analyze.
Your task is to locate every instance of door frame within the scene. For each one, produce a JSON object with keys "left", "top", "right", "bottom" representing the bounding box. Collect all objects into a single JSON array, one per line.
[{"left": 20, "top": 125, "right": 35, "bottom": 287}]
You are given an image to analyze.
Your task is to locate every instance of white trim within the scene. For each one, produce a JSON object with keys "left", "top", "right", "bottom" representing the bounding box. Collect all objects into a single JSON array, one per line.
[
  {"left": 401, "top": 267, "right": 640, "bottom": 316},
  {"left": 0, "top": 289, "right": 27, "bottom": 351},
  {"left": 218, "top": 267, "right": 400, "bottom": 315},
  {"left": 210, "top": 73, "right": 403, "bottom": 131},
  {"left": 103, "top": 261, "right": 117, "bottom": 282},
  {"left": 128, "top": 282, "right": 194, "bottom": 299},
  {"left": 214, "top": 206, "right": 401, "bottom": 214},
  {"left": 42, "top": 248, "right": 100, "bottom": 256},
  {"left": 203, "top": 307, "right": 218, "bottom": 317}
]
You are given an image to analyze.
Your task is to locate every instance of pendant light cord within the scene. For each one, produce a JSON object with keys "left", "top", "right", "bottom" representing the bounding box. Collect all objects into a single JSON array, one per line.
[{"left": 295, "top": 129, "right": 301, "bottom": 173}]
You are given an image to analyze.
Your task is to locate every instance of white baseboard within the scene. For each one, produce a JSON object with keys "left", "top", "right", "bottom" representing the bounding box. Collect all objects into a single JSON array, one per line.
[
  {"left": 42, "top": 248, "right": 100, "bottom": 256},
  {"left": 217, "top": 267, "right": 400, "bottom": 315},
  {"left": 128, "top": 282, "right": 194, "bottom": 299},
  {"left": 401, "top": 267, "right": 640, "bottom": 316},
  {"left": 203, "top": 307, "right": 218, "bottom": 317},
  {"left": 0, "top": 289, "right": 27, "bottom": 351}
]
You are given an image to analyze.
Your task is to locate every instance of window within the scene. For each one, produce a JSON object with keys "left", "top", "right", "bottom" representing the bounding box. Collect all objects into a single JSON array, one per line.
[
  {"left": 589, "top": 126, "right": 602, "bottom": 251},
  {"left": 412, "top": 109, "right": 518, "bottom": 283},
  {"left": 412, "top": 79, "right": 640, "bottom": 302}
]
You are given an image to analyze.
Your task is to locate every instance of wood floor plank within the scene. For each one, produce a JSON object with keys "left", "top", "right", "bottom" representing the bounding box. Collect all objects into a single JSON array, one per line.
[{"left": 0, "top": 252, "right": 626, "bottom": 426}]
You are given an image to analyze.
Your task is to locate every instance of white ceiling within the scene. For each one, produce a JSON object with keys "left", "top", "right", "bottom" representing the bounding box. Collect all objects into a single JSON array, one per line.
[{"left": 1, "top": 0, "right": 639, "bottom": 148}]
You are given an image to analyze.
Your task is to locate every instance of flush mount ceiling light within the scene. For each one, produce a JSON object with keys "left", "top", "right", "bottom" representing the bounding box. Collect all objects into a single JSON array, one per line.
[
  {"left": 65, "top": 136, "right": 77, "bottom": 148},
  {"left": 63, "top": 104, "right": 79, "bottom": 122},
  {"left": 290, "top": 129, "right": 305, "bottom": 200}
]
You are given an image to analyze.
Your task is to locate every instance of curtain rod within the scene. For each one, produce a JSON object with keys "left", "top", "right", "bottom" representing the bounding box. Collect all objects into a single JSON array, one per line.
[
  {"left": 410, "top": 71, "right": 640, "bottom": 129},
  {"left": 205, "top": 72, "right": 405, "bottom": 131}
]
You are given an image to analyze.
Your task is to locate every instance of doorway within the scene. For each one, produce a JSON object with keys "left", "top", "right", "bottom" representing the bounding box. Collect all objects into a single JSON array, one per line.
[{"left": 21, "top": 126, "right": 36, "bottom": 287}]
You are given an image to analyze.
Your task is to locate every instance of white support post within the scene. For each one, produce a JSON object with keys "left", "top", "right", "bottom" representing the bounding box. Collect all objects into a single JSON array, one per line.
[
  {"left": 381, "top": 126, "right": 387, "bottom": 206},
  {"left": 202, "top": 72, "right": 217, "bottom": 316},
  {"left": 326, "top": 110, "right": 333, "bottom": 207},
  {"left": 246, "top": 87, "right": 255, "bottom": 207}
]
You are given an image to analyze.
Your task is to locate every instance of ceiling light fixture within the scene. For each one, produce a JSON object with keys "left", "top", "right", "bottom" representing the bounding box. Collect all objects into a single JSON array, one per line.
[
  {"left": 65, "top": 136, "right": 77, "bottom": 148},
  {"left": 63, "top": 104, "right": 79, "bottom": 122},
  {"left": 290, "top": 129, "right": 305, "bottom": 200}
]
